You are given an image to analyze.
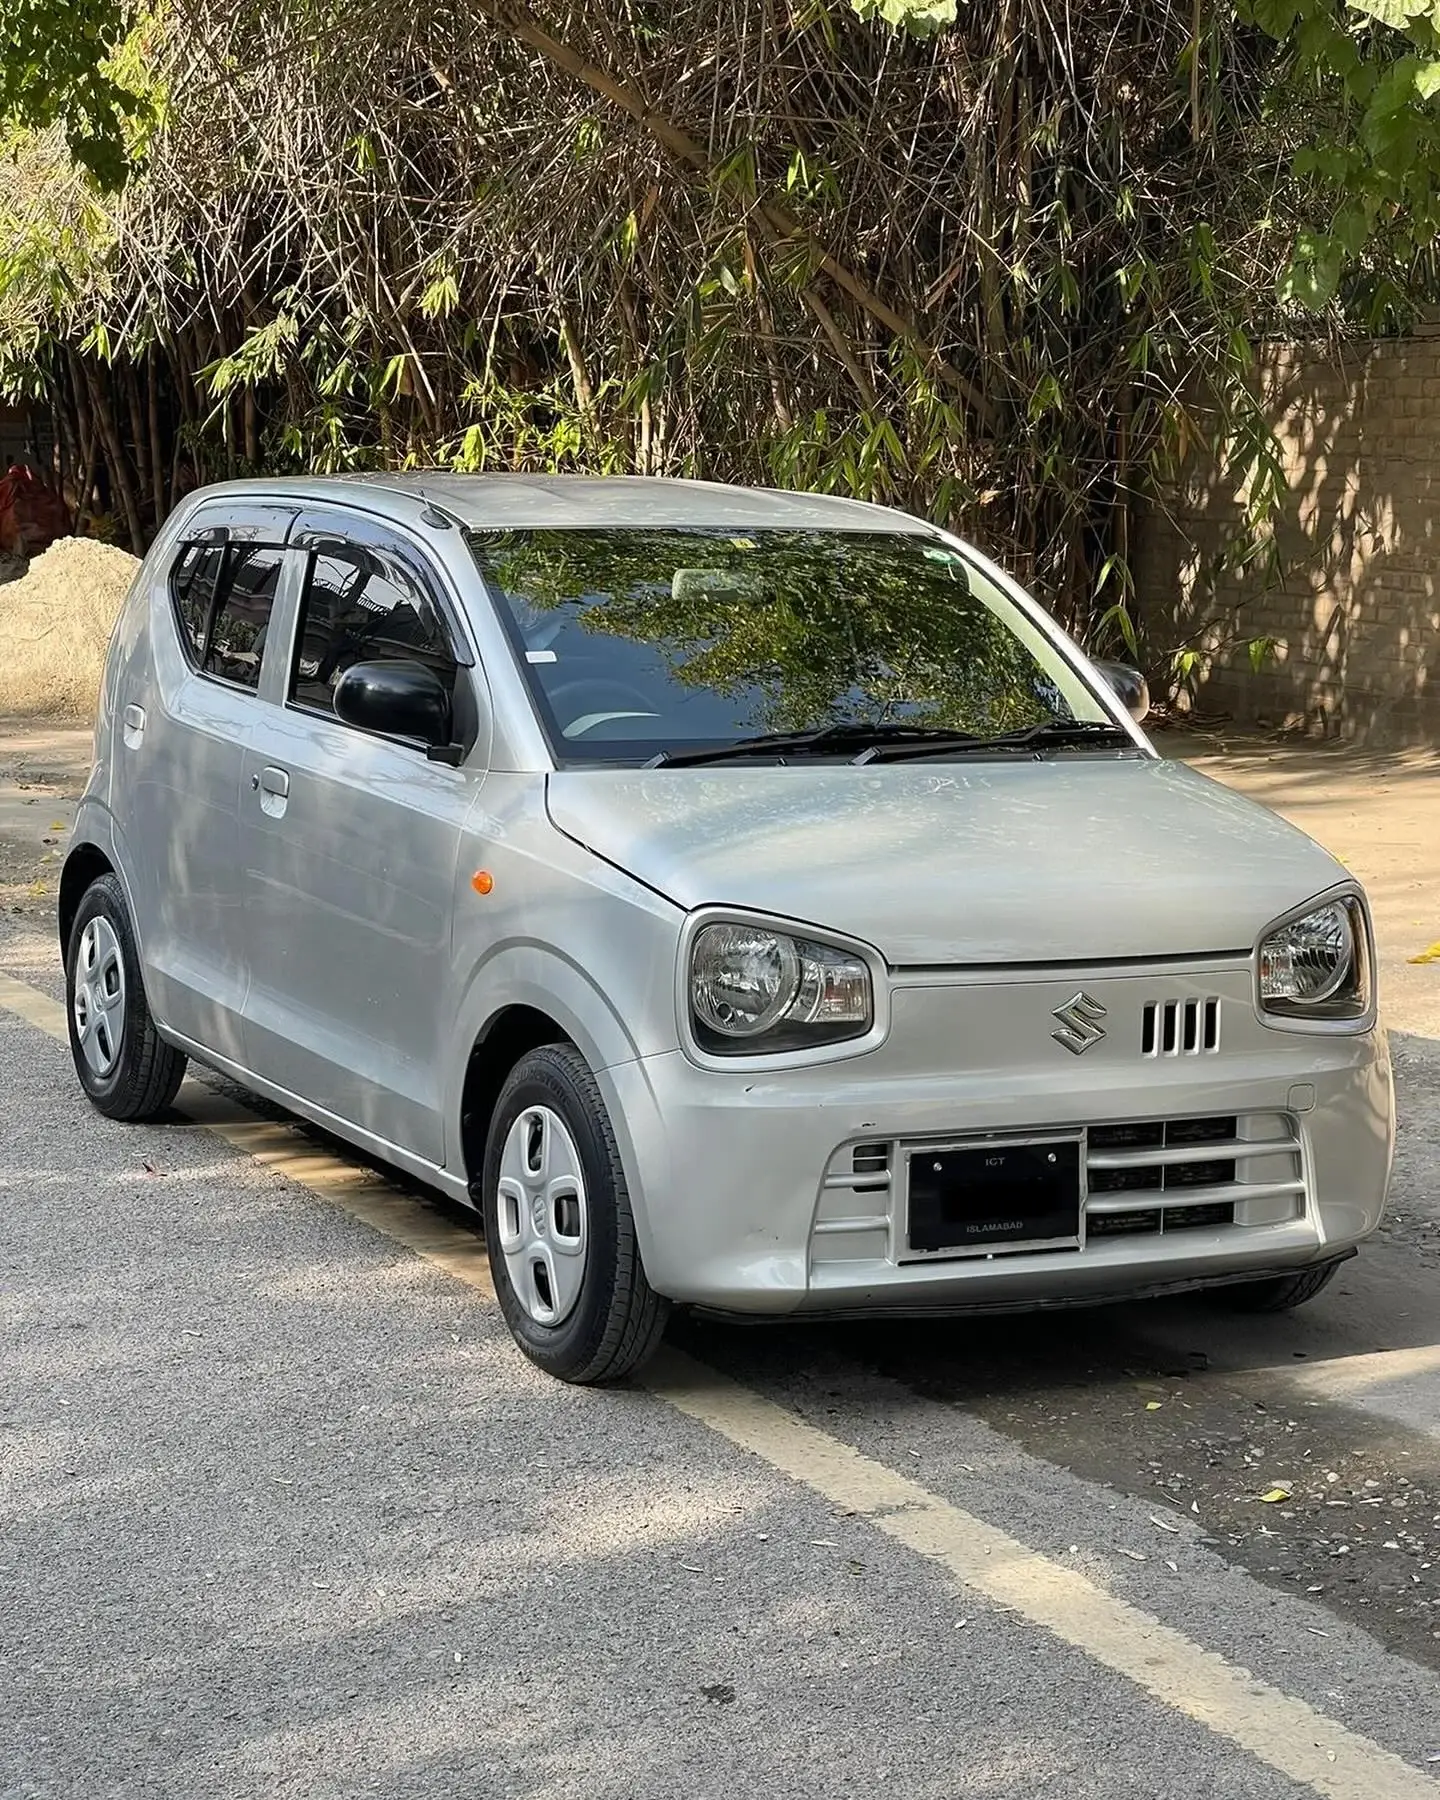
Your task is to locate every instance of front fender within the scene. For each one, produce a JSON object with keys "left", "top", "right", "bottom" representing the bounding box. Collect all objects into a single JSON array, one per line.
[
  {"left": 441, "top": 939, "right": 680, "bottom": 1272},
  {"left": 443, "top": 939, "right": 654, "bottom": 1128}
]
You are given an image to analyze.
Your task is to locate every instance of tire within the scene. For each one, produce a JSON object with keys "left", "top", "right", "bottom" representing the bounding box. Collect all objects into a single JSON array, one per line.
[
  {"left": 481, "top": 1042, "right": 669, "bottom": 1384},
  {"left": 1217, "top": 1260, "right": 1343, "bottom": 1314},
  {"left": 65, "top": 872, "right": 187, "bottom": 1122}
]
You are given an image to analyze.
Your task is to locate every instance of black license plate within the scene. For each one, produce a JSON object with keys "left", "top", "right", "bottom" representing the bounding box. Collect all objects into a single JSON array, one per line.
[{"left": 906, "top": 1139, "right": 1082, "bottom": 1254}]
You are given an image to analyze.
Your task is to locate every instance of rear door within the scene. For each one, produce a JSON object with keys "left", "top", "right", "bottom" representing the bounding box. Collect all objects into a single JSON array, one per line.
[
  {"left": 239, "top": 509, "right": 486, "bottom": 1165},
  {"left": 121, "top": 503, "right": 296, "bottom": 1059}
]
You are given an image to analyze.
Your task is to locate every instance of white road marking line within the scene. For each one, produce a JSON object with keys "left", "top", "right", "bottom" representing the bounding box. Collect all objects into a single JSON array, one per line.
[
  {"left": 179, "top": 1086, "right": 495, "bottom": 1299},
  {"left": 0, "top": 969, "right": 494, "bottom": 1295},
  {"left": 0, "top": 968, "right": 1434, "bottom": 1795},
  {"left": 648, "top": 1349, "right": 1436, "bottom": 1800},
  {"left": 0, "top": 969, "right": 67, "bottom": 1039}
]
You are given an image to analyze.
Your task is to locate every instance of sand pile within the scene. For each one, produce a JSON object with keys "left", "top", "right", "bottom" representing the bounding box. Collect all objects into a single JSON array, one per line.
[{"left": 0, "top": 538, "right": 142, "bottom": 720}]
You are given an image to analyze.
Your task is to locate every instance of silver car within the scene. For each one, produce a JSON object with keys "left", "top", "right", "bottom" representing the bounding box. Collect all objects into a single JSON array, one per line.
[{"left": 61, "top": 475, "right": 1395, "bottom": 1382}]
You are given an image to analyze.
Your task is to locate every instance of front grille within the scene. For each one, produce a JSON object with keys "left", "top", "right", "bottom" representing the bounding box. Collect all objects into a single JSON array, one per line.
[
  {"left": 811, "top": 1112, "right": 1305, "bottom": 1269},
  {"left": 1142, "top": 996, "right": 1220, "bottom": 1057},
  {"left": 1089, "top": 1115, "right": 1237, "bottom": 1195},
  {"left": 1094, "top": 1108, "right": 1238, "bottom": 1195},
  {"left": 1085, "top": 1112, "right": 1303, "bottom": 1238}
]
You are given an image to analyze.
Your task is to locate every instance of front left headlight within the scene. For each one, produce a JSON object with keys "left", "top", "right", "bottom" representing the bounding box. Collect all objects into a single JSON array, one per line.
[
  {"left": 1258, "top": 895, "right": 1372, "bottom": 1024},
  {"left": 689, "top": 920, "right": 873, "bottom": 1055}
]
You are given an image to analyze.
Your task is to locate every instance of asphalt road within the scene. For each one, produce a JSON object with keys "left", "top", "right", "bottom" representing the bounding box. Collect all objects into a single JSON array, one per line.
[{"left": 3, "top": 726, "right": 1440, "bottom": 1798}]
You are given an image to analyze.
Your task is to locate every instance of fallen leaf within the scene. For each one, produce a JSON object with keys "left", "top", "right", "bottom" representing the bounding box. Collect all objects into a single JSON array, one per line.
[
  {"left": 1149, "top": 1513, "right": 1181, "bottom": 1533},
  {"left": 1118, "top": 1548, "right": 1147, "bottom": 1561},
  {"left": 1144, "top": 1401, "right": 1163, "bottom": 1411},
  {"left": 1259, "top": 1486, "right": 1292, "bottom": 1504}
]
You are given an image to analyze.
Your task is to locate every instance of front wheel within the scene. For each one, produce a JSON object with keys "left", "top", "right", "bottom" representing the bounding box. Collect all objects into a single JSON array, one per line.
[
  {"left": 1217, "top": 1260, "right": 1343, "bottom": 1314},
  {"left": 481, "top": 1043, "right": 669, "bottom": 1384},
  {"left": 65, "top": 872, "right": 187, "bottom": 1121}
]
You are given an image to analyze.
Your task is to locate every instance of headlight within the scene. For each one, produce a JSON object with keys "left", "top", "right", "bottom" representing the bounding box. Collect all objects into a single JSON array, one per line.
[
  {"left": 1258, "top": 896, "right": 1371, "bottom": 1023},
  {"left": 689, "top": 921, "right": 873, "bottom": 1054}
]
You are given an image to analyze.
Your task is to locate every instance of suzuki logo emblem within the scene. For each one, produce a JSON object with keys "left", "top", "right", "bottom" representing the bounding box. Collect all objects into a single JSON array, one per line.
[{"left": 1051, "top": 991, "right": 1108, "bottom": 1055}]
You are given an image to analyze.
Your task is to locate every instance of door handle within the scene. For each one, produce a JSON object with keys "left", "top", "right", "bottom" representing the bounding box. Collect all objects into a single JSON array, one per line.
[
  {"left": 258, "top": 765, "right": 290, "bottom": 798},
  {"left": 123, "top": 703, "right": 145, "bottom": 731}
]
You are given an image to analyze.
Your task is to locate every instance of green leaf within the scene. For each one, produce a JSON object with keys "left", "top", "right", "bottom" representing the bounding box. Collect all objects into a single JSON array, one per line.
[
  {"left": 1278, "top": 229, "right": 1345, "bottom": 309},
  {"left": 1347, "top": 0, "right": 1432, "bottom": 28},
  {"left": 1245, "top": 0, "right": 1304, "bottom": 34},
  {"left": 848, "top": 0, "right": 957, "bottom": 36},
  {"left": 0, "top": 0, "right": 153, "bottom": 186}
]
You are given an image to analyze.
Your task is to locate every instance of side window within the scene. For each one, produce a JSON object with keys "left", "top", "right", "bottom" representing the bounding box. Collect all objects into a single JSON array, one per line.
[
  {"left": 169, "top": 543, "right": 225, "bottom": 663},
  {"left": 167, "top": 539, "right": 285, "bottom": 692},
  {"left": 289, "top": 541, "right": 459, "bottom": 721},
  {"left": 207, "top": 547, "right": 285, "bottom": 690}
]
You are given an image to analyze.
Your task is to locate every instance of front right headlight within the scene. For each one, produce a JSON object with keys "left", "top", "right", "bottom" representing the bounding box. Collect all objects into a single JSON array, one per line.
[
  {"left": 1258, "top": 895, "right": 1372, "bottom": 1024},
  {"left": 688, "top": 919, "right": 874, "bottom": 1055}
]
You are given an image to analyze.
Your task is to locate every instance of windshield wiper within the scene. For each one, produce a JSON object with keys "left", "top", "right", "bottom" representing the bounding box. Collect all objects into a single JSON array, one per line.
[
  {"left": 852, "top": 719, "right": 1134, "bottom": 763},
  {"left": 643, "top": 722, "right": 983, "bottom": 768}
]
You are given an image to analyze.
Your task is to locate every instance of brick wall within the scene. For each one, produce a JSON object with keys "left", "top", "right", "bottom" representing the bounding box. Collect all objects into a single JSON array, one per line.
[{"left": 1136, "top": 335, "right": 1440, "bottom": 743}]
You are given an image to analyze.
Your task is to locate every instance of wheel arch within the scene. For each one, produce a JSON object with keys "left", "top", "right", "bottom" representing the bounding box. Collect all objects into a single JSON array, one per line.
[
  {"left": 459, "top": 1004, "right": 575, "bottom": 1194},
  {"left": 58, "top": 842, "right": 117, "bottom": 958}
]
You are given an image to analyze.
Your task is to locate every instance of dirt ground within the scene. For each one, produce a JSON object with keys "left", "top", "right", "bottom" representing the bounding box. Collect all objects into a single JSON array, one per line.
[
  {"left": 3, "top": 717, "right": 1437, "bottom": 1039},
  {"left": 0, "top": 720, "right": 93, "bottom": 924}
]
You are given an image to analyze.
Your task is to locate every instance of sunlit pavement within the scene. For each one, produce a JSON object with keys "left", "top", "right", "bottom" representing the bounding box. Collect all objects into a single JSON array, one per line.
[{"left": 3, "top": 726, "right": 1440, "bottom": 1796}]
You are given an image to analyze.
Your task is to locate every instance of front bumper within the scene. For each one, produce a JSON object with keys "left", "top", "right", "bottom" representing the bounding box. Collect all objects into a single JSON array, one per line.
[{"left": 601, "top": 963, "right": 1395, "bottom": 1315}]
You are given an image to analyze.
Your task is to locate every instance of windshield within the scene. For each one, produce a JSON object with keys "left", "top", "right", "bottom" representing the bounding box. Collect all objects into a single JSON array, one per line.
[{"left": 465, "top": 527, "right": 1114, "bottom": 764}]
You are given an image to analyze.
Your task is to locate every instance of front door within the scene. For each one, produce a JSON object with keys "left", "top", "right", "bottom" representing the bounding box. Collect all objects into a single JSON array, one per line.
[
  {"left": 239, "top": 514, "right": 484, "bottom": 1166},
  {"left": 122, "top": 505, "right": 294, "bottom": 1060}
]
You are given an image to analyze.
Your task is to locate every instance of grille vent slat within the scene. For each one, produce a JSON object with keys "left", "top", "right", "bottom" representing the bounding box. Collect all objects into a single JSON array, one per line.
[
  {"left": 851, "top": 1142, "right": 890, "bottom": 1177},
  {"left": 1142, "top": 996, "right": 1220, "bottom": 1059},
  {"left": 1085, "top": 1113, "right": 1272, "bottom": 1238}
]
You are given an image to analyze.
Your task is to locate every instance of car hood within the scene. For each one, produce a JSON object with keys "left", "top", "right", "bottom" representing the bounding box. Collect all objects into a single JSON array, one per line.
[{"left": 545, "top": 758, "right": 1347, "bottom": 967}]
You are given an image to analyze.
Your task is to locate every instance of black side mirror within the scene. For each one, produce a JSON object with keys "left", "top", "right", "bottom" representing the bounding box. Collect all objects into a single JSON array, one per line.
[
  {"left": 333, "top": 659, "right": 455, "bottom": 752},
  {"left": 1093, "top": 659, "right": 1150, "bottom": 725}
]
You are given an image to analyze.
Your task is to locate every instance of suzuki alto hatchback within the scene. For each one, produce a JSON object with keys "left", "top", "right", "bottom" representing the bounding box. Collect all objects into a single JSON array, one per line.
[{"left": 62, "top": 475, "right": 1395, "bottom": 1382}]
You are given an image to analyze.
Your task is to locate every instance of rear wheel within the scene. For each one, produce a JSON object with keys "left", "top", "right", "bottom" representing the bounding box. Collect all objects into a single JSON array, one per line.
[
  {"left": 481, "top": 1042, "right": 669, "bottom": 1384},
  {"left": 1218, "top": 1261, "right": 1343, "bottom": 1314},
  {"left": 65, "top": 873, "right": 187, "bottom": 1122}
]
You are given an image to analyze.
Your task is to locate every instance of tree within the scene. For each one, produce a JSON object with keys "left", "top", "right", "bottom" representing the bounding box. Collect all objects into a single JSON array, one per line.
[
  {"left": 1242, "top": 0, "right": 1440, "bottom": 318},
  {"left": 0, "top": 1, "right": 141, "bottom": 186},
  {"left": 3, "top": 0, "right": 1440, "bottom": 674}
]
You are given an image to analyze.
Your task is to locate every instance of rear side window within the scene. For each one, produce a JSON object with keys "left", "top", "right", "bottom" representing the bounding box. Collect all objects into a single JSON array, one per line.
[
  {"left": 289, "top": 542, "right": 458, "bottom": 719},
  {"left": 170, "top": 544, "right": 225, "bottom": 660},
  {"left": 168, "top": 541, "right": 285, "bottom": 692}
]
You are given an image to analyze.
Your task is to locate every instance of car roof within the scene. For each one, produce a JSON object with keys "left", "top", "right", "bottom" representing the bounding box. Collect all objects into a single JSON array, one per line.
[{"left": 183, "top": 473, "right": 935, "bottom": 535}]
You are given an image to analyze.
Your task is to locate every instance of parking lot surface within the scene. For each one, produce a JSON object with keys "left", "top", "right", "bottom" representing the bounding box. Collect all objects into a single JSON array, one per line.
[{"left": 3, "top": 721, "right": 1439, "bottom": 1797}]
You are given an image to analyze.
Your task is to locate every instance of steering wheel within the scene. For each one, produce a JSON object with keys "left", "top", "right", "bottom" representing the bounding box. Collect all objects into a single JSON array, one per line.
[{"left": 550, "top": 678, "right": 661, "bottom": 740}]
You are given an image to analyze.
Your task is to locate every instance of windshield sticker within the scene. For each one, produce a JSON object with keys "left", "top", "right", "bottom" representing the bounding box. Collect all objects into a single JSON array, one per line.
[{"left": 525, "top": 649, "right": 558, "bottom": 663}]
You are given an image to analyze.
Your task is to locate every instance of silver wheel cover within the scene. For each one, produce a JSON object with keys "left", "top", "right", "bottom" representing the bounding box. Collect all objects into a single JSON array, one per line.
[
  {"left": 73, "top": 916, "right": 126, "bottom": 1079},
  {"left": 495, "top": 1105, "right": 590, "bottom": 1326}
]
